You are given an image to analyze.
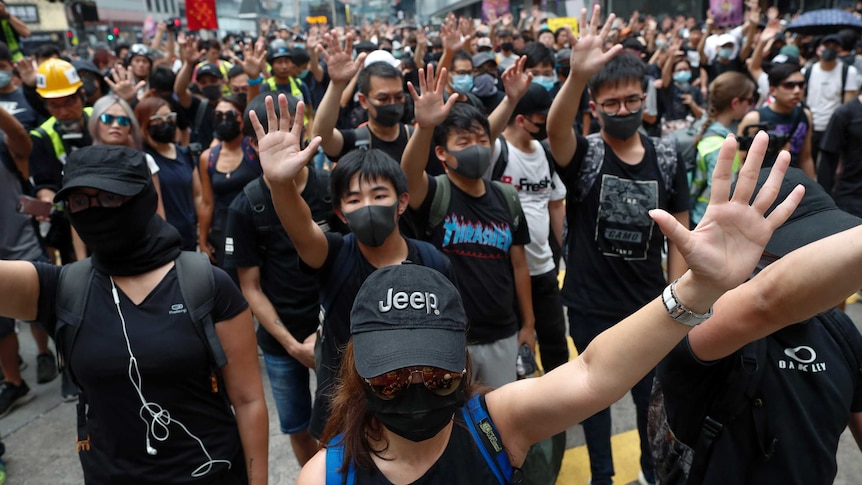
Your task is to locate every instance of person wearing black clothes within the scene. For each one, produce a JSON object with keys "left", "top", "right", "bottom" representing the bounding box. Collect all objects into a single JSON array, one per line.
[
  {"left": 818, "top": 94, "right": 862, "bottom": 216},
  {"left": 175, "top": 37, "right": 217, "bottom": 153},
  {"left": 0, "top": 43, "right": 41, "bottom": 131},
  {"left": 225, "top": 92, "right": 342, "bottom": 465},
  {"left": 249, "top": 93, "right": 455, "bottom": 440},
  {"left": 0, "top": 145, "right": 268, "bottom": 484}
]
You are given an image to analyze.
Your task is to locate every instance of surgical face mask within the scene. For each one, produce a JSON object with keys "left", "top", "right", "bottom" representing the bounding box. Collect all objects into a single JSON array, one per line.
[
  {"left": 0, "top": 69, "right": 12, "bottom": 89},
  {"left": 214, "top": 118, "right": 241, "bottom": 141},
  {"left": 821, "top": 47, "right": 838, "bottom": 62},
  {"left": 201, "top": 84, "right": 222, "bottom": 101},
  {"left": 718, "top": 47, "right": 734, "bottom": 60},
  {"left": 446, "top": 144, "right": 491, "bottom": 179},
  {"left": 370, "top": 102, "right": 404, "bottom": 127},
  {"left": 452, "top": 74, "right": 474, "bottom": 93},
  {"left": 673, "top": 70, "right": 692, "bottom": 83},
  {"left": 299, "top": 69, "right": 310, "bottom": 79},
  {"left": 598, "top": 110, "right": 643, "bottom": 141},
  {"left": 147, "top": 122, "right": 176, "bottom": 144},
  {"left": 532, "top": 75, "right": 555, "bottom": 92},
  {"left": 342, "top": 201, "right": 398, "bottom": 247},
  {"left": 294, "top": 43, "right": 306, "bottom": 50},
  {"left": 366, "top": 383, "right": 464, "bottom": 443}
]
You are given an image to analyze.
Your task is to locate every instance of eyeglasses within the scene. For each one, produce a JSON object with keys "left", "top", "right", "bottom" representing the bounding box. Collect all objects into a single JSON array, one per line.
[
  {"left": 780, "top": 80, "right": 806, "bottom": 90},
  {"left": 213, "top": 109, "right": 239, "bottom": 121},
  {"left": 364, "top": 366, "right": 465, "bottom": 400},
  {"left": 598, "top": 94, "right": 646, "bottom": 116},
  {"left": 149, "top": 112, "right": 177, "bottom": 124},
  {"left": 372, "top": 93, "right": 406, "bottom": 105},
  {"left": 65, "top": 191, "right": 131, "bottom": 213},
  {"left": 99, "top": 113, "right": 132, "bottom": 127}
]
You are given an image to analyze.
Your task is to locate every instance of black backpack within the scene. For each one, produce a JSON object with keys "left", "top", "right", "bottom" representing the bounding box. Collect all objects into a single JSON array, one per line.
[
  {"left": 648, "top": 310, "right": 862, "bottom": 484},
  {"left": 55, "top": 252, "right": 228, "bottom": 452}
]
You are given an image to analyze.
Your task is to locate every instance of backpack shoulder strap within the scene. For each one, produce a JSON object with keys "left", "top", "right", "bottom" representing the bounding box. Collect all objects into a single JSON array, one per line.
[
  {"left": 842, "top": 62, "right": 850, "bottom": 96},
  {"left": 687, "top": 339, "right": 770, "bottom": 483},
  {"left": 207, "top": 143, "right": 221, "bottom": 177},
  {"left": 491, "top": 135, "right": 509, "bottom": 181},
  {"left": 491, "top": 180, "right": 522, "bottom": 233},
  {"left": 821, "top": 310, "right": 862, "bottom": 380},
  {"left": 194, "top": 98, "right": 209, "bottom": 135},
  {"left": 354, "top": 125, "right": 371, "bottom": 150},
  {"left": 321, "top": 233, "right": 357, "bottom": 316},
  {"left": 649, "top": 136, "right": 679, "bottom": 195},
  {"left": 243, "top": 178, "right": 270, "bottom": 234},
  {"left": 325, "top": 435, "right": 356, "bottom": 485},
  {"left": 427, "top": 174, "right": 451, "bottom": 237},
  {"left": 460, "top": 394, "right": 514, "bottom": 485},
  {"left": 175, "top": 251, "right": 226, "bottom": 368}
]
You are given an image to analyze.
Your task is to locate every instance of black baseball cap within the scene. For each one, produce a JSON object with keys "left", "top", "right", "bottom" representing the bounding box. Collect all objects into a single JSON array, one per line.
[
  {"left": 350, "top": 264, "right": 466, "bottom": 378},
  {"left": 746, "top": 167, "right": 862, "bottom": 257},
  {"left": 55, "top": 146, "right": 151, "bottom": 202},
  {"left": 514, "top": 83, "right": 552, "bottom": 117},
  {"left": 196, "top": 63, "right": 223, "bottom": 80}
]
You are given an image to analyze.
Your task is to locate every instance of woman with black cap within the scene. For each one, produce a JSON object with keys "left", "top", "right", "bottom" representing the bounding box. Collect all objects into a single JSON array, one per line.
[
  {"left": 0, "top": 145, "right": 267, "bottom": 484},
  {"left": 253, "top": 89, "right": 808, "bottom": 483}
]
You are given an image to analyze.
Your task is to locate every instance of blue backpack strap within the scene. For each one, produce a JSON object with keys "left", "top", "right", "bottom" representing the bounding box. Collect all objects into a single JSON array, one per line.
[
  {"left": 326, "top": 434, "right": 355, "bottom": 485},
  {"left": 320, "top": 233, "right": 357, "bottom": 317},
  {"left": 207, "top": 143, "right": 221, "bottom": 177},
  {"left": 461, "top": 394, "right": 514, "bottom": 484}
]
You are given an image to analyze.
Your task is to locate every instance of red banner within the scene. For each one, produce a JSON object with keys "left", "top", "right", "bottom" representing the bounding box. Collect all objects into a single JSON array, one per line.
[{"left": 186, "top": 0, "right": 218, "bottom": 31}]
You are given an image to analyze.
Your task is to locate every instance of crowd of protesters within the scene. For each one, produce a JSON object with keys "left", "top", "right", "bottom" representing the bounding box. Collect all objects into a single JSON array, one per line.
[{"left": 0, "top": 1, "right": 860, "bottom": 484}]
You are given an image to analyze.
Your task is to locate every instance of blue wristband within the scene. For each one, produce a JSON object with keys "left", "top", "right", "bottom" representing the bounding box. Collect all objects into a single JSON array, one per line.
[{"left": 247, "top": 76, "right": 263, "bottom": 86}]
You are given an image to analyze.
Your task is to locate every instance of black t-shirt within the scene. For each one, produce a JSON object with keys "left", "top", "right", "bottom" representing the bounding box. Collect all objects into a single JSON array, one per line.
[
  {"left": 224, "top": 171, "right": 335, "bottom": 356},
  {"left": 29, "top": 119, "right": 94, "bottom": 193},
  {"left": 658, "top": 84, "right": 704, "bottom": 122},
  {"left": 184, "top": 96, "right": 215, "bottom": 149},
  {"left": 819, "top": 98, "right": 862, "bottom": 216},
  {"left": 706, "top": 57, "right": 747, "bottom": 82},
  {"left": 33, "top": 261, "right": 248, "bottom": 484},
  {"left": 206, "top": 139, "right": 262, "bottom": 236},
  {"left": 0, "top": 87, "right": 42, "bottom": 131},
  {"left": 557, "top": 134, "right": 690, "bottom": 322},
  {"left": 306, "top": 232, "right": 456, "bottom": 438},
  {"left": 658, "top": 312, "right": 862, "bottom": 485},
  {"left": 756, "top": 105, "right": 809, "bottom": 169},
  {"left": 146, "top": 146, "right": 198, "bottom": 251},
  {"left": 414, "top": 176, "right": 530, "bottom": 344}
]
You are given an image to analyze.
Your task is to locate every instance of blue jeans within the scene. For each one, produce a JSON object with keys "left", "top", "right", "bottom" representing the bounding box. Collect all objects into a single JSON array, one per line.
[
  {"left": 262, "top": 352, "right": 312, "bottom": 434},
  {"left": 569, "top": 308, "right": 656, "bottom": 485}
]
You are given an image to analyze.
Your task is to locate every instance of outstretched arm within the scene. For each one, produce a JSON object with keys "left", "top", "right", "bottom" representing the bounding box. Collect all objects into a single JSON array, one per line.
[
  {"left": 251, "top": 95, "right": 330, "bottom": 269},
  {"left": 489, "top": 129, "right": 804, "bottom": 464},
  {"left": 487, "top": 56, "right": 532, "bottom": 141},
  {"left": 547, "top": 6, "right": 622, "bottom": 166},
  {"left": 402, "top": 64, "right": 459, "bottom": 209}
]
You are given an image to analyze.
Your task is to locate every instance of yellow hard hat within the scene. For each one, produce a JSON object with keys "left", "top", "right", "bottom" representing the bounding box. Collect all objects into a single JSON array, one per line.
[{"left": 36, "top": 58, "right": 83, "bottom": 98}]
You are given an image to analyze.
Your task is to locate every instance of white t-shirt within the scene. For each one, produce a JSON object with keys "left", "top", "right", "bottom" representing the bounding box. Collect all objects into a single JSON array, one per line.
[
  {"left": 806, "top": 62, "right": 858, "bottom": 131},
  {"left": 489, "top": 138, "right": 566, "bottom": 276}
]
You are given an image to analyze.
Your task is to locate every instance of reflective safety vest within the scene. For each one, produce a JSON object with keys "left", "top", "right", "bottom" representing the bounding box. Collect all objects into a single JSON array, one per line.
[
  {"left": 31, "top": 107, "right": 94, "bottom": 165},
  {"left": 1, "top": 20, "right": 22, "bottom": 61},
  {"left": 265, "top": 76, "right": 310, "bottom": 124}
]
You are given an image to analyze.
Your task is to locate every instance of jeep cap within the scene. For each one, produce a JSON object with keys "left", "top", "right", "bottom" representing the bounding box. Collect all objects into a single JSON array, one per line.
[{"left": 350, "top": 264, "right": 465, "bottom": 378}]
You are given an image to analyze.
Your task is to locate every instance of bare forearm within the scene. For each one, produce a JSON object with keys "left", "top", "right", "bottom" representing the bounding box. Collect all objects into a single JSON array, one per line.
[
  {"left": 488, "top": 97, "right": 516, "bottom": 141},
  {"left": 401, "top": 125, "right": 433, "bottom": 208},
  {"left": 175, "top": 62, "right": 194, "bottom": 107},
  {"left": 235, "top": 400, "right": 269, "bottom": 484},
  {"left": 243, "top": 285, "right": 299, "bottom": 352},
  {"left": 549, "top": 200, "right": 565, "bottom": 248},
  {"left": 547, "top": 76, "right": 587, "bottom": 165},
  {"left": 314, "top": 80, "right": 346, "bottom": 153},
  {"left": 512, "top": 250, "right": 534, "bottom": 328},
  {"left": 8, "top": 17, "right": 29, "bottom": 37}
]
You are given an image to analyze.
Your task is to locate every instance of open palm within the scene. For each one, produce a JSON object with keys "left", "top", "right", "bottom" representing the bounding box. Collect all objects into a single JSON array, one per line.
[
  {"left": 651, "top": 132, "right": 803, "bottom": 294},
  {"left": 408, "top": 64, "right": 459, "bottom": 129},
  {"left": 567, "top": 5, "right": 621, "bottom": 77},
  {"left": 250, "top": 94, "right": 322, "bottom": 186},
  {"left": 318, "top": 31, "right": 366, "bottom": 84}
]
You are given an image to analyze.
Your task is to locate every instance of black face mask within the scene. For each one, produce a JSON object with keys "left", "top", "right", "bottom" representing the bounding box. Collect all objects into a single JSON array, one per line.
[
  {"left": 501, "top": 42, "right": 514, "bottom": 52},
  {"left": 821, "top": 47, "right": 839, "bottom": 62},
  {"left": 529, "top": 121, "right": 548, "bottom": 141},
  {"left": 69, "top": 183, "right": 157, "bottom": 257},
  {"left": 148, "top": 122, "right": 176, "bottom": 144},
  {"left": 446, "top": 145, "right": 491, "bottom": 179},
  {"left": 214, "top": 118, "right": 241, "bottom": 141},
  {"left": 366, "top": 384, "right": 465, "bottom": 442},
  {"left": 370, "top": 103, "right": 404, "bottom": 127},
  {"left": 556, "top": 66, "right": 571, "bottom": 79},
  {"left": 82, "top": 78, "right": 99, "bottom": 97},
  {"left": 201, "top": 84, "right": 222, "bottom": 101},
  {"left": 343, "top": 202, "right": 398, "bottom": 247}
]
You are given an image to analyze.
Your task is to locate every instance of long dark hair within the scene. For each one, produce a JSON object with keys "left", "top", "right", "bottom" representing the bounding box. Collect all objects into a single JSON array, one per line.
[{"left": 320, "top": 342, "right": 488, "bottom": 474}]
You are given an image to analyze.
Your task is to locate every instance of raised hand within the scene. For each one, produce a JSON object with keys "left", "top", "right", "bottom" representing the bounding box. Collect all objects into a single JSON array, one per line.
[
  {"left": 16, "top": 58, "right": 35, "bottom": 87},
  {"left": 566, "top": 5, "right": 622, "bottom": 80},
  {"left": 408, "top": 64, "right": 459, "bottom": 129},
  {"left": 317, "top": 31, "right": 366, "bottom": 84},
  {"left": 250, "top": 94, "right": 322, "bottom": 186},
  {"left": 177, "top": 33, "right": 205, "bottom": 64},
  {"left": 104, "top": 65, "right": 146, "bottom": 103},
  {"left": 650, "top": 132, "right": 803, "bottom": 295},
  {"left": 761, "top": 19, "right": 781, "bottom": 43},
  {"left": 233, "top": 41, "right": 266, "bottom": 78},
  {"left": 441, "top": 19, "right": 466, "bottom": 52},
  {"left": 500, "top": 55, "right": 531, "bottom": 102}
]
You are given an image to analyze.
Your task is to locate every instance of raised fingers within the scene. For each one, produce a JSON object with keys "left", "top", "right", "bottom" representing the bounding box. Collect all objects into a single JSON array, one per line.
[
  {"left": 291, "top": 99, "right": 306, "bottom": 136},
  {"left": 265, "top": 94, "right": 278, "bottom": 134},
  {"left": 731, "top": 131, "right": 770, "bottom": 205},
  {"left": 249, "top": 108, "right": 266, "bottom": 141},
  {"left": 709, "top": 134, "right": 742, "bottom": 204}
]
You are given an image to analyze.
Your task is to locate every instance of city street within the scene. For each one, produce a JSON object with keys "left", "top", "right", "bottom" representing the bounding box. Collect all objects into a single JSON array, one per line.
[{"left": 4, "top": 301, "right": 862, "bottom": 484}]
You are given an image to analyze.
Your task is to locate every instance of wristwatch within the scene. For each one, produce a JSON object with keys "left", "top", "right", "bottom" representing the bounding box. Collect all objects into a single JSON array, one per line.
[{"left": 662, "top": 279, "right": 713, "bottom": 327}]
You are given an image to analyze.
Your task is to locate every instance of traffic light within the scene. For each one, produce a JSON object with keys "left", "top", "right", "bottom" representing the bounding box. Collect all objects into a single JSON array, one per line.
[
  {"left": 107, "top": 27, "right": 119, "bottom": 42},
  {"left": 65, "top": 30, "right": 74, "bottom": 40}
]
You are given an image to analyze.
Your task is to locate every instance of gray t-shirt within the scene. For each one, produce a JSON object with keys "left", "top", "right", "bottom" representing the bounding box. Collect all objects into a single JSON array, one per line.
[{"left": 0, "top": 148, "right": 44, "bottom": 261}]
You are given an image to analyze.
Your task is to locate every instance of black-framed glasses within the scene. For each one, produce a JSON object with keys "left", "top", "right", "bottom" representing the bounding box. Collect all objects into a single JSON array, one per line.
[
  {"left": 99, "top": 113, "right": 132, "bottom": 127},
  {"left": 364, "top": 366, "right": 465, "bottom": 400},
  {"left": 65, "top": 191, "right": 131, "bottom": 213},
  {"left": 597, "top": 94, "right": 646, "bottom": 116},
  {"left": 213, "top": 109, "right": 239, "bottom": 121},
  {"left": 780, "top": 80, "right": 805, "bottom": 90},
  {"left": 149, "top": 112, "right": 177, "bottom": 124}
]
